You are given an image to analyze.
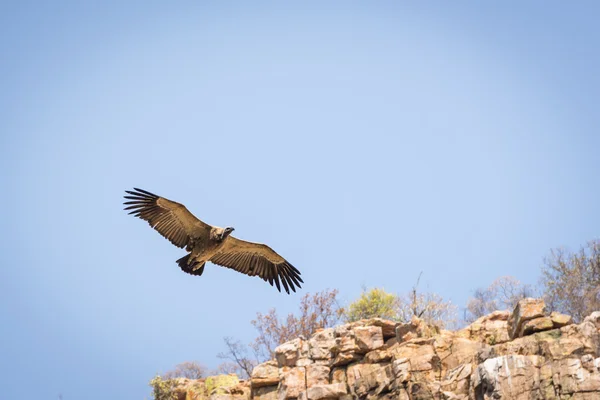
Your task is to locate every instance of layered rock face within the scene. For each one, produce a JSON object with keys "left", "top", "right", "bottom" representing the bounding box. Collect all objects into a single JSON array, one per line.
[{"left": 174, "top": 299, "right": 600, "bottom": 399}]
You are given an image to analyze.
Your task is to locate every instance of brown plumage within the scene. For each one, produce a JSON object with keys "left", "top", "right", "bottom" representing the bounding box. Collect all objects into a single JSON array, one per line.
[{"left": 123, "top": 188, "right": 303, "bottom": 294}]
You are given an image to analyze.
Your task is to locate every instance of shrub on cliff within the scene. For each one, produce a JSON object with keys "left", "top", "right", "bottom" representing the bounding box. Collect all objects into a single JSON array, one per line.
[
  {"left": 344, "top": 287, "right": 401, "bottom": 322},
  {"left": 149, "top": 375, "right": 178, "bottom": 400},
  {"left": 344, "top": 279, "right": 458, "bottom": 328}
]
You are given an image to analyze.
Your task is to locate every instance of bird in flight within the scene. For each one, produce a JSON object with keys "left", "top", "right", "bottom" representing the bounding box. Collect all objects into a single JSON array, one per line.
[{"left": 123, "top": 188, "right": 303, "bottom": 293}]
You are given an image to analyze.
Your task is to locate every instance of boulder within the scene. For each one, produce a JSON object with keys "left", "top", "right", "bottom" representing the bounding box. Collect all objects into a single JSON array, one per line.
[
  {"left": 551, "top": 311, "right": 573, "bottom": 328},
  {"left": 584, "top": 311, "right": 600, "bottom": 330},
  {"left": 330, "top": 351, "right": 361, "bottom": 367},
  {"left": 276, "top": 338, "right": 307, "bottom": 367},
  {"left": 354, "top": 326, "right": 384, "bottom": 353},
  {"left": 251, "top": 361, "right": 279, "bottom": 388},
  {"left": 364, "top": 348, "right": 392, "bottom": 364},
  {"left": 508, "top": 298, "right": 547, "bottom": 339},
  {"left": 459, "top": 310, "right": 510, "bottom": 345},
  {"left": 359, "top": 318, "right": 398, "bottom": 339},
  {"left": 518, "top": 316, "right": 554, "bottom": 336},
  {"left": 309, "top": 328, "right": 336, "bottom": 360},
  {"left": 396, "top": 316, "right": 438, "bottom": 343}
]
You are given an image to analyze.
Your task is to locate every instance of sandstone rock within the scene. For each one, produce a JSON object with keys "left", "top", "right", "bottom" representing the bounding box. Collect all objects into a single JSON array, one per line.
[
  {"left": 253, "top": 385, "right": 278, "bottom": 400},
  {"left": 296, "top": 358, "right": 313, "bottom": 367},
  {"left": 330, "top": 351, "right": 360, "bottom": 367},
  {"left": 347, "top": 362, "right": 393, "bottom": 397},
  {"left": 411, "top": 353, "right": 440, "bottom": 372},
  {"left": 354, "top": 326, "right": 384, "bottom": 353},
  {"left": 396, "top": 316, "right": 437, "bottom": 343},
  {"left": 549, "top": 357, "right": 600, "bottom": 397},
  {"left": 276, "top": 338, "right": 305, "bottom": 367},
  {"left": 542, "top": 321, "right": 600, "bottom": 360},
  {"left": 204, "top": 374, "right": 244, "bottom": 396},
  {"left": 508, "top": 298, "right": 547, "bottom": 339},
  {"left": 488, "top": 331, "right": 542, "bottom": 359},
  {"left": 278, "top": 367, "right": 306, "bottom": 400},
  {"left": 306, "top": 364, "right": 329, "bottom": 387},
  {"left": 519, "top": 316, "right": 554, "bottom": 336},
  {"left": 167, "top": 306, "right": 600, "bottom": 400},
  {"left": 392, "top": 357, "right": 411, "bottom": 383},
  {"left": 459, "top": 310, "right": 510, "bottom": 345},
  {"left": 433, "top": 335, "right": 485, "bottom": 372},
  {"left": 251, "top": 361, "right": 279, "bottom": 388},
  {"left": 361, "top": 318, "right": 398, "bottom": 339},
  {"left": 440, "top": 363, "right": 471, "bottom": 396},
  {"left": 364, "top": 348, "right": 392, "bottom": 364},
  {"left": 584, "top": 311, "right": 600, "bottom": 330},
  {"left": 408, "top": 380, "right": 438, "bottom": 400},
  {"left": 173, "top": 374, "right": 251, "bottom": 400},
  {"left": 551, "top": 311, "right": 573, "bottom": 328},
  {"left": 391, "top": 339, "right": 437, "bottom": 370},
  {"left": 336, "top": 333, "right": 359, "bottom": 354},
  {"left": 331, "top": 367, "right": 346, "bottom": 384},
  {"left": 304, "top": 383, "right": 347, "bottom": 399},
  {"left": 472, "top": 355, "right": 544, "bottom": 399},
  {"left": 309, "top": 328, "right": 336, "bottom": 360}
]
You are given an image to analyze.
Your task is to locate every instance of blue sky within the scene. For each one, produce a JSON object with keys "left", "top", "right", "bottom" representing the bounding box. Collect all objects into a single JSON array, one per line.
[{"left": 1, "top": 1, "right": 599, "bottom": 399}]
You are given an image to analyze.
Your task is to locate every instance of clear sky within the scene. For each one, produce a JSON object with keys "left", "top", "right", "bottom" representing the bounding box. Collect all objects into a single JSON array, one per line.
[{"left": 1, "top": 1, "right": 599, "bottom": 399}]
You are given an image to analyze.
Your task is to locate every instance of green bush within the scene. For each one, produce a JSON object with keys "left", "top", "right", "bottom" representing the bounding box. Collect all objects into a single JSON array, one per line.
[{"left": 344, "top": 287, "right": 401, "bottom": 322}]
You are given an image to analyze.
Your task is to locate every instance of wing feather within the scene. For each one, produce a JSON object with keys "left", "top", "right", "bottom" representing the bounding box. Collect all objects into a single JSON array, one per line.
[
  {"left": 123, "top": 188, "right": 209, "bottom": 248},
  {"left": 209, "top": 236, "right": 303, "bottom": 294}
]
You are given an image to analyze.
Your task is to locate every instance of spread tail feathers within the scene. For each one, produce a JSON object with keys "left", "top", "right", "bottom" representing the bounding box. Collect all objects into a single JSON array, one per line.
[{"left": 176, "top": 254, "right": 205, "bottom": 276}]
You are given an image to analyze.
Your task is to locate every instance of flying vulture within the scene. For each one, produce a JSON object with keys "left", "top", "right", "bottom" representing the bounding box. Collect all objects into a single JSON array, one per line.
[{"left": 123, "top": 188, "right": 303, "bottom": 293}]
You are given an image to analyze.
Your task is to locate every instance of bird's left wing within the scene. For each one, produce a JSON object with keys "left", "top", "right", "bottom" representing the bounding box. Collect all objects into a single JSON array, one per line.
[
  {"left": 209, "top": 236, "right": 303, "bottom": 294},
  {"left": 123, "top": 188, "right": 210, "bottom": 249}
]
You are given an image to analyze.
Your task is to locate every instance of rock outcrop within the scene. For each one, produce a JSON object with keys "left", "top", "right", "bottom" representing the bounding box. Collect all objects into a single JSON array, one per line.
[{"left": 173, "top": 300, "right": 600, "bottom": 399}]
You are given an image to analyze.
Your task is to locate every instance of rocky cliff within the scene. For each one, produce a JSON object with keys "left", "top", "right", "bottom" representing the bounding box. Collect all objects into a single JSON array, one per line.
[{"left": 169, "top": 298, "right": 600, "bottom": 399}]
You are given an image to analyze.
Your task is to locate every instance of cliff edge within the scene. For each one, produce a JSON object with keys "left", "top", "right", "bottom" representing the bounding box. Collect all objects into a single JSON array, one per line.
[{"left": 169, "top": 298, "right": 600, "bottom": 399}]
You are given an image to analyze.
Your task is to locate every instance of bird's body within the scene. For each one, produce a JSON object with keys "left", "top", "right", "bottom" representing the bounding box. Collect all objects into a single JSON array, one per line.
[{"left": 123, "top": 188, "right": 303, "bottom": 293}]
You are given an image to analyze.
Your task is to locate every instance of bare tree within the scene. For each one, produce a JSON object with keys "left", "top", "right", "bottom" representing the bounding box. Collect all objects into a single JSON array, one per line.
[
  {"left": 343, "top": 276, "right": 456, "bottom": 327},
  {"left": 249, "top": 289, "right": 341, "bottom": 360},
  {"left": 465, "top": 276, "right": 533, "bottom": 323},
  {"left": 162, "top": 361, "right": 206, "bottom": 380},
  {"left": 397, "top": 272, "right": 458, "bottom": 328},
  {"left": 217, "top": 337, "right": 257, "bottom": 379},
  {"left": 541, "top": 240, "right": 600, "bottom": 322},
  {"left": 218, "top": 289, "right": 342, "bottom": 374}
]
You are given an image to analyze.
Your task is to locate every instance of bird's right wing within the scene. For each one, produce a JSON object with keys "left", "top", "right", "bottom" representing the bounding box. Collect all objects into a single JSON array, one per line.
[
  {"left": 209, "top": 236, "right": 303, "bottom": 294},
  {"left": 123, "top": 188, "right": 210, "bottom": 249}
]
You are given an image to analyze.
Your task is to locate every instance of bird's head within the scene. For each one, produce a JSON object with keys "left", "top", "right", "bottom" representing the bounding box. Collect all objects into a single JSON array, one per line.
[{"left": 221, "top": 227, "right": 235, "bottom": 240}]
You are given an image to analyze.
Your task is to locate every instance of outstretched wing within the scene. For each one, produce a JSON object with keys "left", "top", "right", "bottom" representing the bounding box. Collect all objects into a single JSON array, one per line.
[
  {"left": 209, "top": 237, "right": 303, "bottom": 294},
  {"left": 123, "top": 188, "right": 210, "bottom": 249}
]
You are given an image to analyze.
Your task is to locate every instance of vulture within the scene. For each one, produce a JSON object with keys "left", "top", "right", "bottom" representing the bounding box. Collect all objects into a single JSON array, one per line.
[{"left": 123, "top": 188, "right": 303, "bottom": 293}]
